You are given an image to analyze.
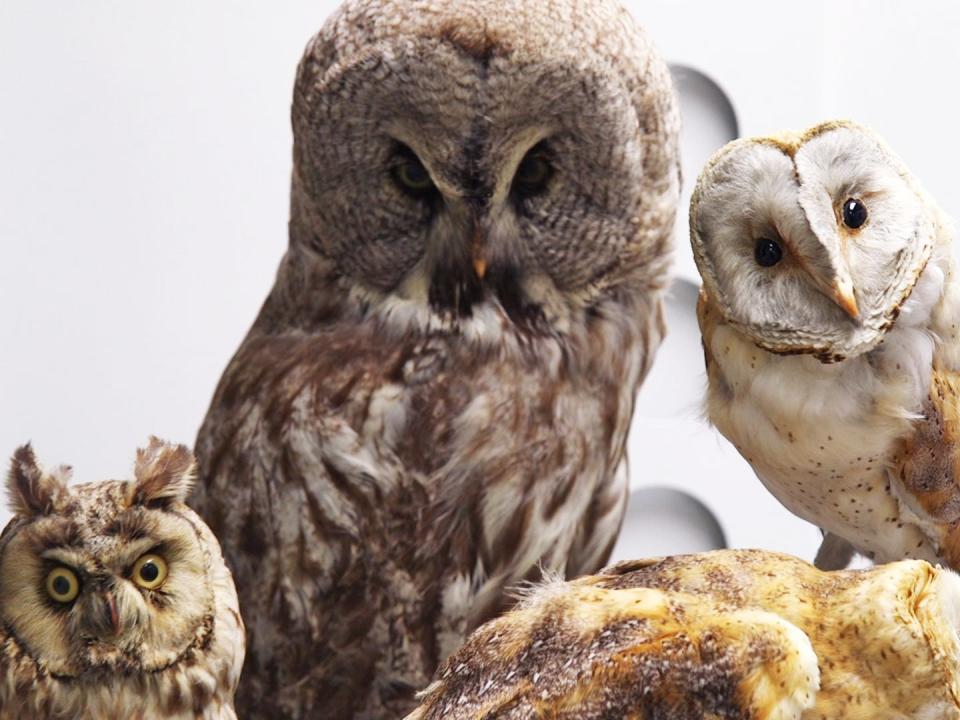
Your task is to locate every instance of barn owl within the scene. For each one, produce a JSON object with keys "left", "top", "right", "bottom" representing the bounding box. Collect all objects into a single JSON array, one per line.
[
  {"left": 691, "top": 120, "right": 960, "bottom": 569},
  {"left": 0, "top": 438, "right": 244, "bottom": 720},
  {"left": 408, "top": 549, "right": 960, "bottom": 720},
  {"left": 190, "top": 0, "right": 680, "bottom": 717}
]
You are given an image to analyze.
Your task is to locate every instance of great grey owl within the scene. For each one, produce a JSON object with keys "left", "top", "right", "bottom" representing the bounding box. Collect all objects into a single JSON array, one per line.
[{"left": 191, "top": 0, "right": 680, "bottom": 717}]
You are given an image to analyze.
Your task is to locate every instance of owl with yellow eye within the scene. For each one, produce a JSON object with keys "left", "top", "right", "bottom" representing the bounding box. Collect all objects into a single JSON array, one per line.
[{"left": 0, "top": 438, "right": 244, "bottom": 720}]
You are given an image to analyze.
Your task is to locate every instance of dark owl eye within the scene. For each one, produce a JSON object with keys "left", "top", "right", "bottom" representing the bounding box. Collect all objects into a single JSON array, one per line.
[
  {"left": 842, "top": 198, "right": 867, "bottom": 229},
  {"left": 132, "top": 553, "right": 168, "bottom": 590},
  {"left": 754, "top": 238, "right": 783, "bottom": 267},
  {"left": 391, "top": 148, "right": 436, "bottom": 198},
  {"left": 46, "top": 566, "right": 80, "bottom": 603},
  {"left": 512, "top": 146, "right": 552, "bottom": 197}
]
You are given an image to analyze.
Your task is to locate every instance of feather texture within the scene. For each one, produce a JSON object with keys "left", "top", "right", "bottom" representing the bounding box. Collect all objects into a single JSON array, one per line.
[
  {"left": 692, "top": 122, "right": 960, "bottom": 569},
  {"left": 191, "top": 0, "right": 680, "bottom": 717},
  {"left": 407, "top": 549, "right": 960, "bottom": 720},
  {"left": 0, "top": 441, "right": 244, "bottom": 720}
]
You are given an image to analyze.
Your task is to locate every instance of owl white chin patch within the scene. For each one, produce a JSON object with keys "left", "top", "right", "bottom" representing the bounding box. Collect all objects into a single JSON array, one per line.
[{"left": 375, "top": 292, "right": 509, "bottom": 347}]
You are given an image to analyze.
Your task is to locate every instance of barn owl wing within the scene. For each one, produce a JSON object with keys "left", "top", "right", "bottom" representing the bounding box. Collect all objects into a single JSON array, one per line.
[
  {"left": 406, "top": 582, "right": 818, "bottom": 720},
  {"left": 409, "top": 550, "right": 960, "bottom": 720},
  {"left": 895, "top": 363, "right": 960, "bottom": 566},
  {"left": 594, "top": 550, "right": 960, "bottom": 718},
  {"left": 891, "top": 263, "right": 960, "bottom": 565}
]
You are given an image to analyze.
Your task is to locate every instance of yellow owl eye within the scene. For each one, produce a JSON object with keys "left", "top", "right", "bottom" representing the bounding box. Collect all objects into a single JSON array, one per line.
[
  {"left": 515, "top": 156, "right": 550, "bottom": 188},
  {"left": 512, "top": 146, "right": 553, "bottom": 198},
  {"left": 393, "top": 158, "right": 434, "bottom": 192},
  {"left": 132, "top": 554, "right": 168, "bottom": 590},
  {"left": 46, "top": 566, "right": 80, "bottom": 603}
]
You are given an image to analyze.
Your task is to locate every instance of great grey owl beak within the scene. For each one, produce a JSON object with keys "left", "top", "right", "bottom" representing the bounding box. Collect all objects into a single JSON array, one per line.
[
  {"left": 467, "top": 201, "right": 489, "bottom": 280},
  {"left": 472, "top": 233, "right": 487, "bottom": 279}
]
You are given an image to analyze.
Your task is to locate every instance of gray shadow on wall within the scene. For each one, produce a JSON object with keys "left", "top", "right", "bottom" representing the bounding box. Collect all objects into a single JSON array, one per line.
[
  {"left": 669, "top": 63, "right": 739, "bottom": 283},
  {"left": 608, "top": 486, "right": 728, "bottom": 563},
  {"left": 610, "top": 65, "right": 739, "bottom": 564}
]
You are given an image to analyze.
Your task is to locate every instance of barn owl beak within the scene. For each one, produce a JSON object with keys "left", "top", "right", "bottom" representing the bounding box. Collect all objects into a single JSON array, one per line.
[
  {"left": 830, "top": 278, "right": 860, "bottom": 320},
  {"left": 798, "top": 229, "right": 860, "bottom": 321}
]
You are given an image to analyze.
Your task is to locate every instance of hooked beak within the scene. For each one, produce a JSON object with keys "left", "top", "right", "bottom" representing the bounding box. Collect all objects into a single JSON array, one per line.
[
  {"left": 829, "top": 277, "right": 860, "bottom": 320},
  {"left": 788, "top": 228, "right": 860, "bottom": 322},
  {"left": 103, "top": 592, "right": 121, "bottom": 636},
  {"left": 471, "top": 224, "right": 487, "bottom": 280}
]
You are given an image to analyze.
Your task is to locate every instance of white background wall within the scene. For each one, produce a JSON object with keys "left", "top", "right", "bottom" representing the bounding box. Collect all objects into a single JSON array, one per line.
[{"left": 2, "top": 1, "right": 959, "bottom": 561}]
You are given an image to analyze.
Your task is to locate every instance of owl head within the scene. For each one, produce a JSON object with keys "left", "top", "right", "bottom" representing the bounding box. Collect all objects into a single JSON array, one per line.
[
  {"left": 280, "top": 0, "right": 679, "bottom": 334},
  {"left": 0, "top": 438, "right": 229, "bottom": 678},
  {"left": 690, "top": 120, "right": 948, "bottom": 361}
]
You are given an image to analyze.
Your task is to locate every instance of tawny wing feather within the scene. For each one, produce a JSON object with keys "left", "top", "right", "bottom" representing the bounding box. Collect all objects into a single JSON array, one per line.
[
  {"left": 407, "top": 549, "right": 960, "bottom": 720},
  {"left": 193, "top": 332, "right": 426, "bottom": 718},
  {"left": 897, "top": 367, "right": 960, "bottom": 566},
  {"left": 408, "top": 583, "right": 818, "bottom": 720}
]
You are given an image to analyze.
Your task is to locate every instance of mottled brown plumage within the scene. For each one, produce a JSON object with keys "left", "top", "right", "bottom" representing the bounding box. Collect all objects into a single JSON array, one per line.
[
  {"left": 408, "top": 549, "right": 960, "bottom": 720},
  {"left": 0, "top": 439, "right": 244, "bottom": 720},
  {"left": 190, "top": 0, "right": 680, "bottom": 717}
]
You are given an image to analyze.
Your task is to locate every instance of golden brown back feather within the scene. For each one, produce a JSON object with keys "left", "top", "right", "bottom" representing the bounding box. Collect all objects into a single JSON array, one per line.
[{"left": 408, "top": 549, "right": 960, "bottom": 720}]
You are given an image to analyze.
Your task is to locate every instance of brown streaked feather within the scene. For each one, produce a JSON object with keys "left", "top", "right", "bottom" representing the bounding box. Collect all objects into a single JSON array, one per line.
[
  {"left": 410, "top": 583, "right": 818, "bottom": 720},
  {"left": 192, "top": 291, "right": 652, "bottom": 719},
  {"left": 5, "top": 445, "right": 69, "bottom": 518},
  {"left": 192, "top": 0, "right": 680, "bottom": 716},
  {"left": 130, "top": 437, "right": 196, "bottom": 507}
]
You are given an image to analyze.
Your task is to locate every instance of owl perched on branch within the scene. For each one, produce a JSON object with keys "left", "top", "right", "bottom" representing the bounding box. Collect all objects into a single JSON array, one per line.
[
  {"left": 691, "top": 120, "right": 960, "bottom": 570},
  {"left": 190, "top": 0, "right": 680, "bottom": 717},
  {"left": 408, "top": 549, "right": 960, "bottom": 720},
  {"left": 0, "top": 438, "right": 244, "bottom": 720}
]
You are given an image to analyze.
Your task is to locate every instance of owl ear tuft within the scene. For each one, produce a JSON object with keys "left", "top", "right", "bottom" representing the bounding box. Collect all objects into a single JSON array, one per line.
[
  {"left": 6, "top": 444, "right": 70, "bottom": 517},
  {"left": 130, "top": 437, "right": 196, "bottom": 507}
]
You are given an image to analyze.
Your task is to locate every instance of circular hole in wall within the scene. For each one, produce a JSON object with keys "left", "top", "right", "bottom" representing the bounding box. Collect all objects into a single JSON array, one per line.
[
  {"left": 608, "top": 486, "right": 727, "bottom": 564},
  {"left": 669, "top": 64, "right": 739, "bottom": 284}
]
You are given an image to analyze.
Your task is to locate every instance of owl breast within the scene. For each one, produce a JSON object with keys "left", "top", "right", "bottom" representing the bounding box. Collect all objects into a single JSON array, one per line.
[
  {"left": 705, "top": 317, "right": 940, "bottom": 564},
  {"left": 193, "top": 291, "right": 659, "bottom": 718},
  {"left": 0, "top": 634, "right": 242, "bottom": 720}
]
